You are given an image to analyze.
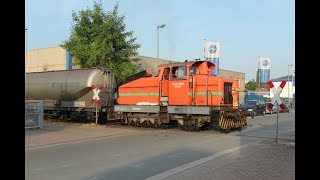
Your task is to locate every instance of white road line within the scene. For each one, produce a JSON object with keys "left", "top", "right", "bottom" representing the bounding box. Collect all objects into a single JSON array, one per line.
[
  {"left": 88, "top": 175, "right": 103, "bottom": 180},
  {"left": 134, "top": 164, "right": 144, "bottom": 168},
  {"left": 62, "top": 164, "right": 72, "bottom": 167},
  {"left": 145, "top": 141, "right": 261, "bottom": 180},
  {"left": 168, "top": 154, "right": 179, "bottom": 158},
  {"left": 26, "top": 131, "right": 151, "bottom": 151},
  {"left": 287, "top": 128, "right": 295, "bottom": 133}
]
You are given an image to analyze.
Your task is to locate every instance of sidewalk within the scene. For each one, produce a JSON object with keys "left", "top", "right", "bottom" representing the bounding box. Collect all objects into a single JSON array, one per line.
[{"left": 165, "top": 139, "right": 295, "bottom": 180}]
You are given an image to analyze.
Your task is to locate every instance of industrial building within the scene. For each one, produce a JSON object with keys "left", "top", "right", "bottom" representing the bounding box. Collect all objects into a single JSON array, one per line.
[{"left": 26, "top": 46, "right": 246, "bottom": 103}]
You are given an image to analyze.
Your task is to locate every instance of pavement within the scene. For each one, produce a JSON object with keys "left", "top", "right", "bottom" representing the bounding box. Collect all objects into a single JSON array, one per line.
[
  {"left": 25, "top": 122, "right": 150, "bottom": 149},
  {"left": 149, "top": 139, "right": 295, "bottom": 180},
  {"left": 26, "top": 113, "right": 295, "bottom": 180}
]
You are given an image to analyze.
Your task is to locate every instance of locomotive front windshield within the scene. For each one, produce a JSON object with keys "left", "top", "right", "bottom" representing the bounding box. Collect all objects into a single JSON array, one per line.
[{"left": 171, "top": 66, "right": 187, "bottom": 79}]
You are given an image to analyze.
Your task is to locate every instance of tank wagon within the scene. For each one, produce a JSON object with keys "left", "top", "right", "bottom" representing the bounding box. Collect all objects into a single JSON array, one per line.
[
  {"left": 26, "top": 68, "right": 115, "bottom": 122},
  {"left": 114, "top": 60, "right": 248, "bottom": 131}
]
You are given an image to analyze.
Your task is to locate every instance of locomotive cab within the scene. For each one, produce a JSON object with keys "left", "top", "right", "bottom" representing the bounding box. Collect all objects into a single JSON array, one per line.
[{"left": 157, "top": 60, "right": 235, "bottom": 108}]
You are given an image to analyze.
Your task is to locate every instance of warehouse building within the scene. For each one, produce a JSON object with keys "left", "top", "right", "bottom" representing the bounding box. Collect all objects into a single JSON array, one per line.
[{"left": 26, "top": 46, "right": 246, "bottom": 103}]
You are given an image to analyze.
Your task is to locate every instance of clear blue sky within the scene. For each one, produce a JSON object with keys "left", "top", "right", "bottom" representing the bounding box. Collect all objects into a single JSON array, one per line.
[{"left": 26, "top": 0, "right": 295, "bottom": 80}]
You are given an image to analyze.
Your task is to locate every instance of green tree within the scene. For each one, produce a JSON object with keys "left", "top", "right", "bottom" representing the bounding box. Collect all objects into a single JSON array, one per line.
[
  {"left": 60, "top": 1, "right": 140, "bottom": 86},
  {"left": 245, "top": 79, "right": 258, "bottom": 91},
  {"left": 256, "top": 68, "right": 260, "bottom": 86}
]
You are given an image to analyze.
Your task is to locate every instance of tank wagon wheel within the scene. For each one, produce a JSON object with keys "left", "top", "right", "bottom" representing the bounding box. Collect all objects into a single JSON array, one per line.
[
  {"left": 147, "top": 121, "right": 153, "bottom": 128},
  {"left": 160, "top": 124, "right": 167, "bottom": 129},
  {"left": 189, "top": 125, "right": 195, "bottom": 132},
  {"left": 142, "top": 121, "right": 148, "bottom": 128},
  {"left": 154, "top": 122, "right": 159, "bottom": 129},
  {"left": 135, "top": 122, "right": 139, "bottom": 127},
  {"left": 141, "top": 121, "right": 146, "bottom": 128}
]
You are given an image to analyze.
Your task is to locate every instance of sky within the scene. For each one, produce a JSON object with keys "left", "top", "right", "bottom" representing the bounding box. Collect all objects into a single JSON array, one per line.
[{"left": 26, "top": 0, "right": 295, "bottom": 80}]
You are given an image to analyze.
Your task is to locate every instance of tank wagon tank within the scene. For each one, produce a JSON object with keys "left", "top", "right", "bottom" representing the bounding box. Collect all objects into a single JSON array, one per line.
[
  {"left": 26, "top": 68, "right": 115, "bottom": 122},
  {"left": 114, "top": 60, "right": 248, "bottom": 132}
]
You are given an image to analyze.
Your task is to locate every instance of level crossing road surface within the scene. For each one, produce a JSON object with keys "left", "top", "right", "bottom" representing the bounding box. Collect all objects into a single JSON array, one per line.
[{"left": 26, "top": 112, "right": 295, "bottom": 180}]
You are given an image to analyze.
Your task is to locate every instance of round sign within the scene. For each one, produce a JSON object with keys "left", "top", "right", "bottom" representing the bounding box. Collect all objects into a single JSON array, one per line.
[
  {"left": 262, "top": 59, "right": 269, "bottom": 66},
  {"left": 208, "top": 45, "right": 217, "bottom": 54}
]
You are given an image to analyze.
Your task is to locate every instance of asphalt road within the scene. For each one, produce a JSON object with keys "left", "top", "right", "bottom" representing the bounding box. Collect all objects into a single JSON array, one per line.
[{"left": 25, "top": 111, "right": 295, "bottom": 180}]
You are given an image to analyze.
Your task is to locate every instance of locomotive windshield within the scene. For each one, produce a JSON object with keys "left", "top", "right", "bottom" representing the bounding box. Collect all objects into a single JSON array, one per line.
[{"left": 171, "top": 66, "right": 187, "bottom": 79}]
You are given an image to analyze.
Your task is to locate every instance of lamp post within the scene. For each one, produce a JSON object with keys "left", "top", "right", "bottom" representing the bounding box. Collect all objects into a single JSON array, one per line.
[
  {"left": 25, "top": 28, "right": 28, "bottom": 97},
  {"left": 157, "top": 24, "right": 166, "bottom": 58},
  {"left": 292, "top": 65, "right": 295, "bottom": 108},
  {"left": 288, "top": 64, "right": 293, "bottom": 106}
]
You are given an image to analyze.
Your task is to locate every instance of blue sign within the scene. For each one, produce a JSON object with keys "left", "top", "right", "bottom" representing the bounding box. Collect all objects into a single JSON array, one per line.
[{"left": 259, "top": 69, "right": 270, "bottom": 83}]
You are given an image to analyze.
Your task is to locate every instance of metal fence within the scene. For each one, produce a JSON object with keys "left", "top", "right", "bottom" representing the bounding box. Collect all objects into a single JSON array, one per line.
[{"left": 25, "top": 100, "right": 44, "bottom": 129}]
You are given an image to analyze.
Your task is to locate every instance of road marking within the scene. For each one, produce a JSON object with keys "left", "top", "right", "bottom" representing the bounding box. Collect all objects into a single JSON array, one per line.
[
  {"left": 134, "top": 163, "right": 144, "bottom": 168},
  {"left": 287, "top": 128, "right": 295, "bottom": 133},
  {"left": 145, "top": 141, "right": 261, "bottom": 180},
  {"left": 88, "top": 175, "right": 103, "bottom": 180},
  {"left": 62, "top": 164, "right": 72, "bottom": 167},
  {"left": 168, "top": 154, "right": 179, "bottom": 158},
  {"left": 26, "top": 131, "right": 151, "bottom": 151},
  {"left": 151, "top": 145, "right": 160, "bottom": 148}
]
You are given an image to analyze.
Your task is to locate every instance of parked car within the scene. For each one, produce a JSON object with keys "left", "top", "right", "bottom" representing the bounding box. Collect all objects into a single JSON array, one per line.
[{"left": 239, "top": 100, "right": 267, "bottom": 118}]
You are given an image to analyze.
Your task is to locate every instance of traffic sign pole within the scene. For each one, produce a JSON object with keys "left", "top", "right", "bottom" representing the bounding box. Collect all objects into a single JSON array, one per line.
[
  {"left": 90, "top": 85, "right": 104, "bottom": 124},
  {"left": 95, "top": 103, "right": 98, "bottom": 124},
  {"left": 276, "top": 102, "right": 279, "bottom": 143},
  {"left": 267, "top": 80, "right": 287, "bottom": 143}
]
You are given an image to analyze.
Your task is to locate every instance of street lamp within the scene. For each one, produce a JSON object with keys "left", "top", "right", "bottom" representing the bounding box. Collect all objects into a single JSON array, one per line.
[
  {"left": 157, "top": 24, "right": 166, "bottom": 58},
  {"left": 288, "top": 64, "right": 293, "bottom": 106},
  {"left": 291, "top": 65, "right": 295, "bottom": 108},
  {"left": 25, "top": 28, "right": 28, "bottom": 97}
]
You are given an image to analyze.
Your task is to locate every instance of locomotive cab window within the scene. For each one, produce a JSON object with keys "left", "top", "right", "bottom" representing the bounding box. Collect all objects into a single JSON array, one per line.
[
  {"left": 171, "top": 66, "right": 187, "bottom": 79},
  {"left": 189, "top": 66, "right": 200, "bottom": 75},
  {"left": 155, "top": 69, "right": 160, "bottom": 77},
  {"left": 163, "top": 68, "right": 170, "bottom": 80},
  {"left": 224, "top": 83, "right": 233, "bottom": 104}
]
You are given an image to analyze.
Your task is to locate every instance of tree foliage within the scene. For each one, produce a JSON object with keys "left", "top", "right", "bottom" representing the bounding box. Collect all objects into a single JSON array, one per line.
[
  {"left": 60, "top": 1, "right": 140, "bottom": 86},
  {"left": 245, "top": 79, "right": 258, "bottom": 91},
  {"left": 256, "top": 68, "right": 260, "bottom": 86}
]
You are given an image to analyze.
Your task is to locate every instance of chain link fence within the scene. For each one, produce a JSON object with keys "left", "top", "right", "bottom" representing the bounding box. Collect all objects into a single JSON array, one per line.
[{"left": 25, "top": 100, "right": 44, "bottom": 129}]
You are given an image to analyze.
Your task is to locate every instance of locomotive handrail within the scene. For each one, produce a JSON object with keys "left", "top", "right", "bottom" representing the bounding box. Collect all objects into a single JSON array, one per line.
[{"left": 206, "top": 74, "right": 209, "bottom": 106}]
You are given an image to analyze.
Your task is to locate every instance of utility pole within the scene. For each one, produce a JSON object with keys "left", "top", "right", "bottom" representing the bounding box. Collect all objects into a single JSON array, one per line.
[{"left": 157, "top": 24, "right": 166, "bottom": 58}]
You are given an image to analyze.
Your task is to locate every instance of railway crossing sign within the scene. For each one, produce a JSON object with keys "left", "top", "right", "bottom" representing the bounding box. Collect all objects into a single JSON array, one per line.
[
  {"left": 267, "top": 80, "right": 286, "bottom": 110},
  {"left": 90, "top": 85, "right": 103, "bottom": 105}
]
